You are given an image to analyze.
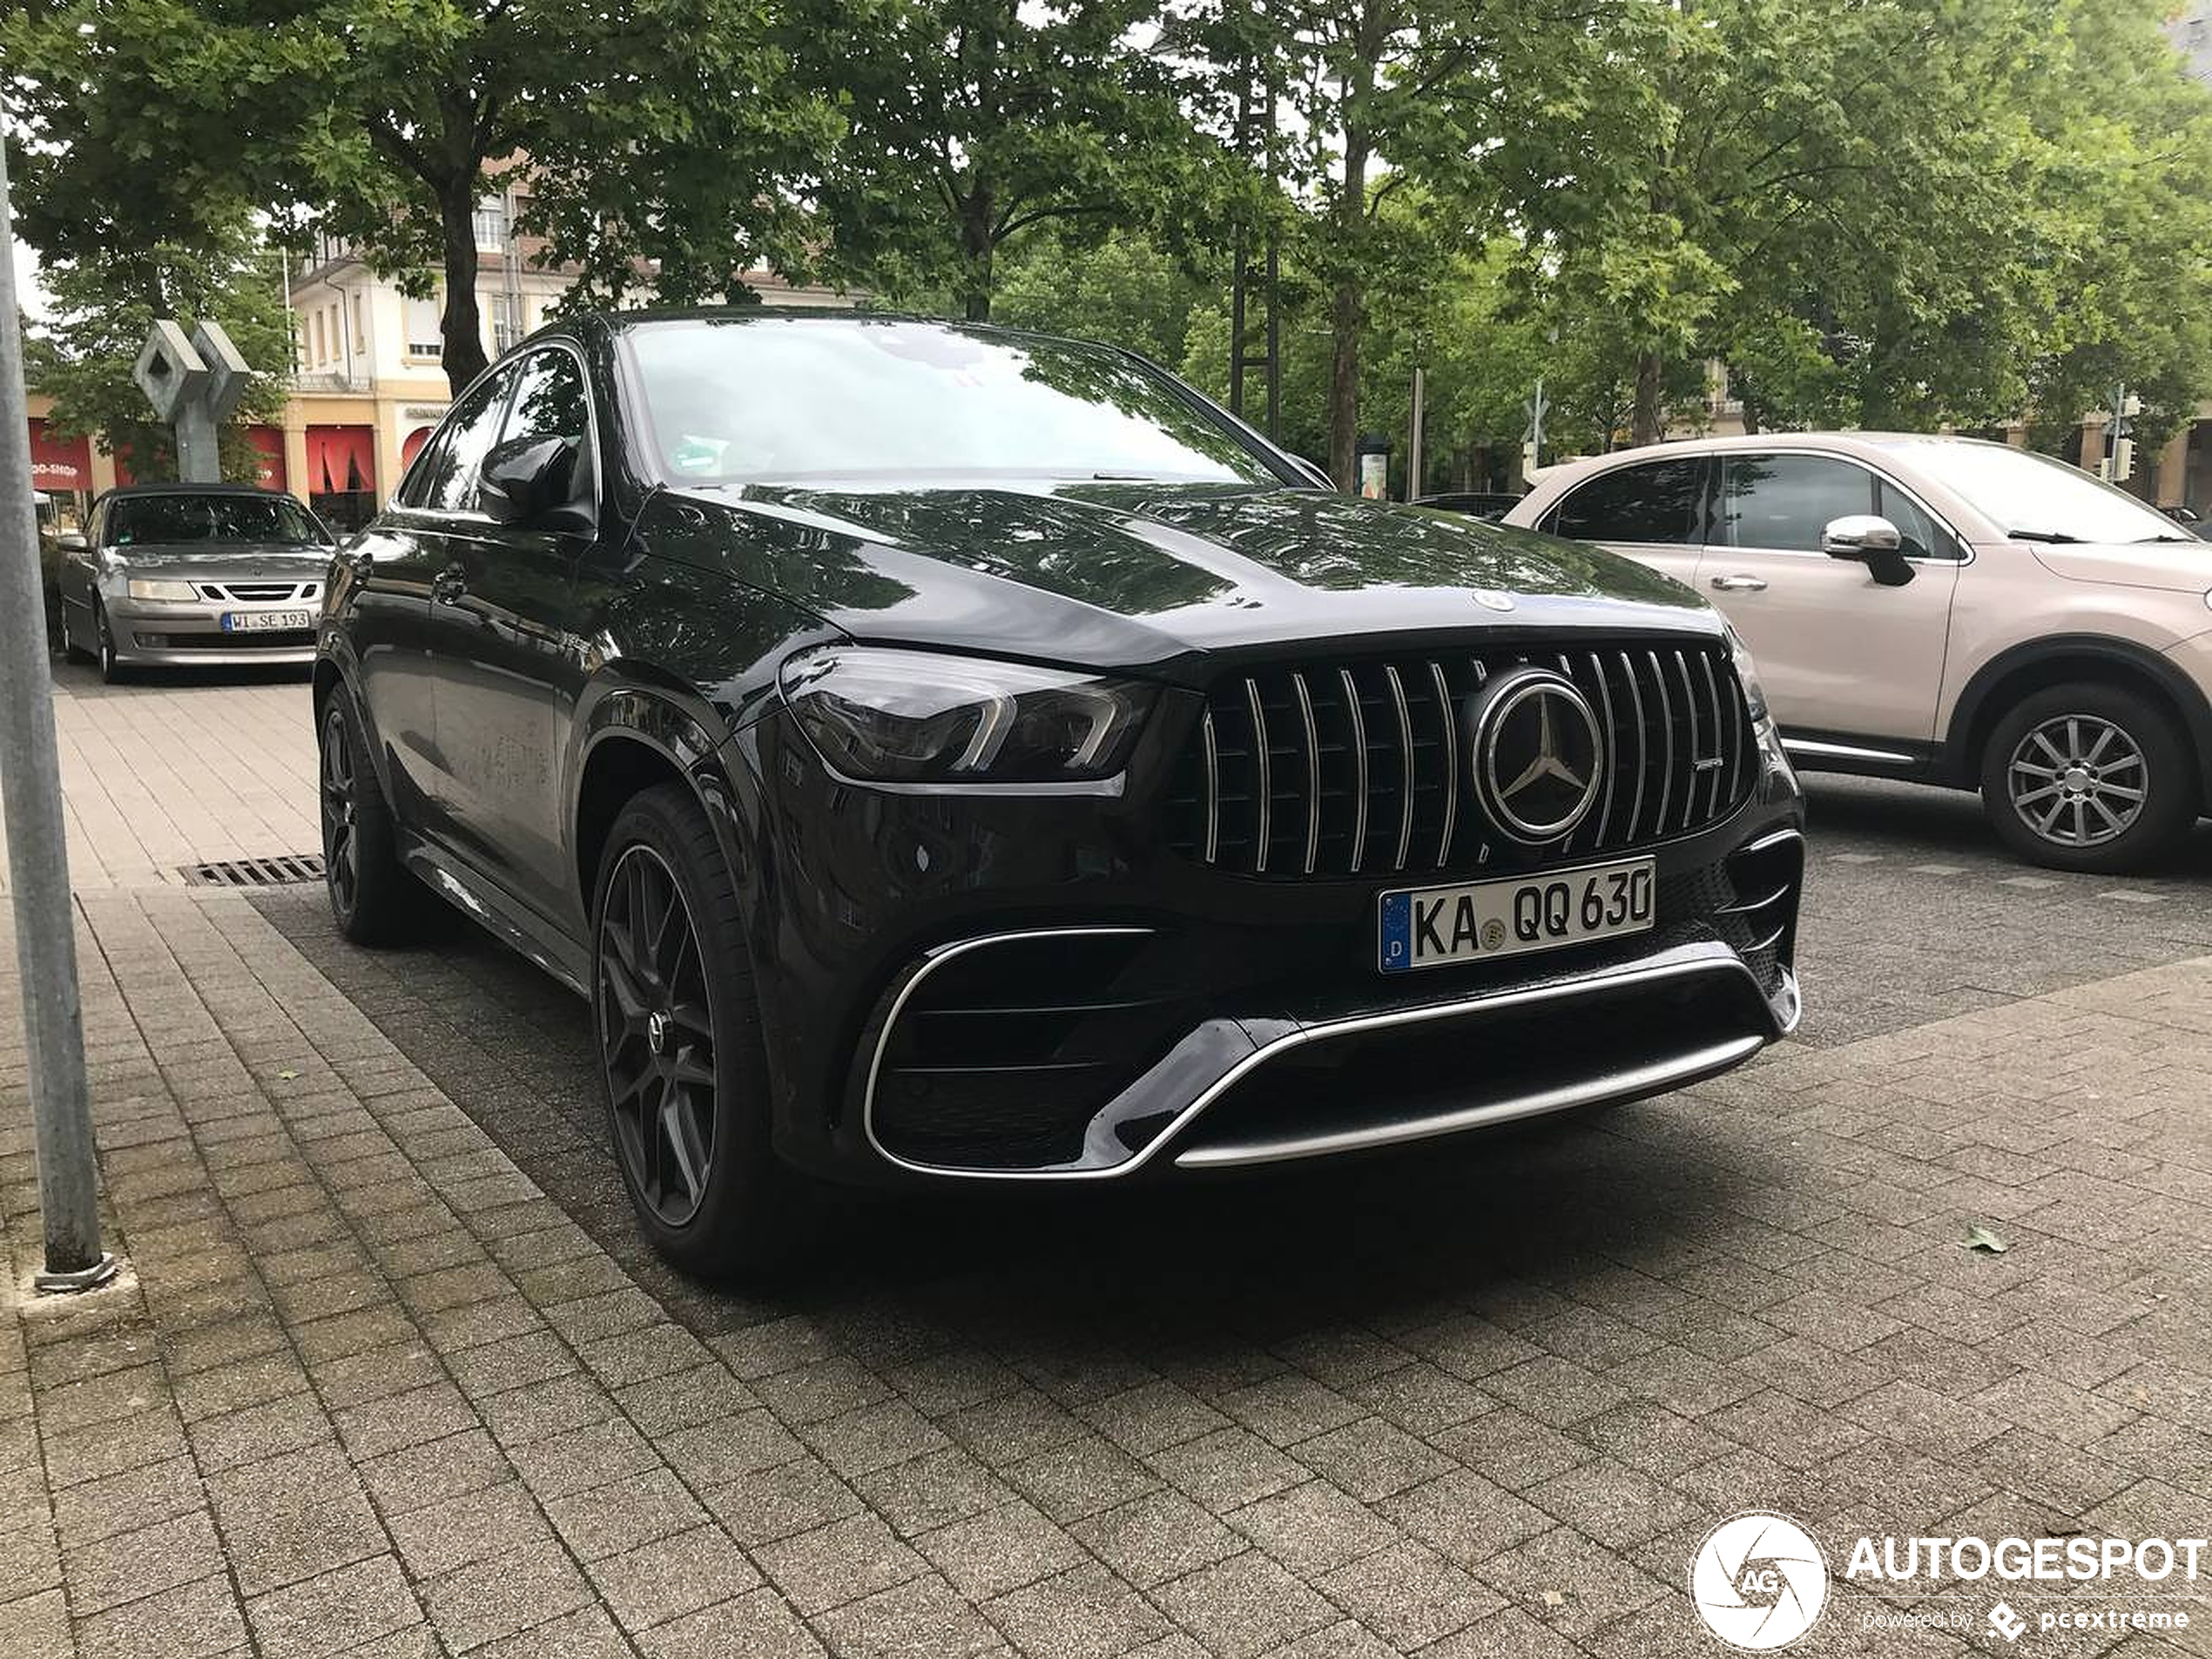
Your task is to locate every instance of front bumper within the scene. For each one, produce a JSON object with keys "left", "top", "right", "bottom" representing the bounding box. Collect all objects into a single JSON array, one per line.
[
  {"left": 107, "top": 594, "right": 319, "bottom": 667},
  {"left": 736, "top": 703, "right": 1805, "bottom": 1187}
]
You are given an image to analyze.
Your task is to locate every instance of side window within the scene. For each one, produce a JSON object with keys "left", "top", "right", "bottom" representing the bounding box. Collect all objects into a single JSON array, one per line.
[
  {"left": 410, "top": 367, "right": 516, "bottom": 514},
  {"left": 501, "top": 348, "right": 589, "bottom": 452},
  {"left": 1553, "top": 460, "right": 1704, "bottom": 544},
  {"left": 1878, "top": 479, "right": 1952, "bottom": 561},
  {"left": 1722, "top": 455, "right": 1875, "bottom": 552}
]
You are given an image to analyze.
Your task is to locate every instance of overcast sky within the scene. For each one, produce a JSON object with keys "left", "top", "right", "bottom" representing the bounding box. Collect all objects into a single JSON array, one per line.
[{"left": 11, "top": 240, "right": 48, "bottom": 320}]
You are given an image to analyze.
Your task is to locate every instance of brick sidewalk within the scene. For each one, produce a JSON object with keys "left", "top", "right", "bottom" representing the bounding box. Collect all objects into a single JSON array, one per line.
[
  {"left": 4, "top": 884, "right": 2209, "bottom": 1656},
  {"left": 0, "top": 667, "right": 317, "bottom": 894}
]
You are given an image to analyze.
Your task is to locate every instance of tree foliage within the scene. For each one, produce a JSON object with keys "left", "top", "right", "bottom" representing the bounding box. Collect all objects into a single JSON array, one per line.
[
  {"left": 24, "top": 219, "right": 293, "bottom": 483},
  {"left": 10, "top": 0, "right": 2212, "bottom": 488},
  {"left": 6, "top": 0, "right": 841, "bottom": 397},
  {"left": 805, "top": 0, "right": 1221, "bottom": 321}
]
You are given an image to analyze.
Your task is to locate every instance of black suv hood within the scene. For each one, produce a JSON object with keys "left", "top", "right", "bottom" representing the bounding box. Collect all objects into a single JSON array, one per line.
[{"left": 650, "top": 480, "right": 1716, "bottom": 676}]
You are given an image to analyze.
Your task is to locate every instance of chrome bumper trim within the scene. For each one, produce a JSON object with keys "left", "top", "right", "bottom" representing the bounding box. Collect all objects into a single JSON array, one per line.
[
  {"left": 863, "top": 931, "right": 1794, "bottom": 1183},
  {"left": 1171, "top": 1032, "right": 1766, "bottom": 1170}
]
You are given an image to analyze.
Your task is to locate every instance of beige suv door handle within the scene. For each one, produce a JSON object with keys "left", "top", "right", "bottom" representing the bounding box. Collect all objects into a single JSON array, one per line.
[{"left": 1710, "top": 574, "right": 1768, "bottom": 592}]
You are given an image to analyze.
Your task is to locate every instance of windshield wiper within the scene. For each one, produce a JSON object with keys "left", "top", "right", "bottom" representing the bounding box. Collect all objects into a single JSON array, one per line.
[
  {"left": 2008, "top": 529, "right": 2086, "bottom": 543},
  {"left": 2130, "top": 534, "right": 2197, "bottom": 543}
]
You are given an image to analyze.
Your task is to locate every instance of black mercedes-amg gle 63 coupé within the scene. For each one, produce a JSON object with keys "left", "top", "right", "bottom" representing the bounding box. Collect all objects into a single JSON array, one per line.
[{"left": 315, "top": 310, "right": 1806, "bottom": 1271}]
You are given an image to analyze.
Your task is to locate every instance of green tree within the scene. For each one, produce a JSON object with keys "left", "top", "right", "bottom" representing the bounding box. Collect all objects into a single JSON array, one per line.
[
  {"left": 990, "top": 230, "right": 1218, "bottom": 366},
  {"left": 1523, "top": 0, "right": 2212, "bottom": 445},
  {"left": 5, "top": 0, "right": 840, "bottom": 397},
  {"left": 808, "top": 0, "right": 1217, "bottom": 321},
  {"left": 24, "top": 221, "right": 293, "bottom": 483}
]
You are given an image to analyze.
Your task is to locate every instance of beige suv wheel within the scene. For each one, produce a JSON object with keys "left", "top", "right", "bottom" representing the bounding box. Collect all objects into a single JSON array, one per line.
[{"left": 1979, "top": 683, "right": 2197, "bottom": 873}]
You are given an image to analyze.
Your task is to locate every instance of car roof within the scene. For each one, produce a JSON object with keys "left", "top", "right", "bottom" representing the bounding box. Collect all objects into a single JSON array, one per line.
[
  {"left": 568, "top": 306, "right": 1136, "bottom": 357},
  {"left": 97, "top": 482, "right": 295, "bottom": 501},
  {"left": 1543, "top": 431, "right": 2019, "bottom": 477}
]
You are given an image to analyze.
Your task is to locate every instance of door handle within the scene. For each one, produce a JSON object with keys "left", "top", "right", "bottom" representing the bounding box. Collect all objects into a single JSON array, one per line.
[
  {"left": 1710, "top": 574, "right": 1768, "bottom": 592},
  {"left": 431, "top": 563, "right": 467, "bottom": 604}
]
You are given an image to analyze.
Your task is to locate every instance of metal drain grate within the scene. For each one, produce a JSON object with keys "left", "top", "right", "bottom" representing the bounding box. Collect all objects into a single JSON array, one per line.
[{"left": 182, "top": 853, "right": 326, "bottom": 888}]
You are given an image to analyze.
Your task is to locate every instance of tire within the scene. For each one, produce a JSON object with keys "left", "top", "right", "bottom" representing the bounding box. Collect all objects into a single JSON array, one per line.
[
  {"left": 590, "top": 781, "right": 806, "bottom": 1278},
  {"left": 61, "top": 598, "right": 92, "bottom": 664},
  {"left": 1979, "top": 681, "right": 2198, "bottom": 873},
  {"left": 318, "top": 685, "right": 440, "bottom": 944},
  {"left": 92, "top": 599, "right": 125, "bottom": 683}
]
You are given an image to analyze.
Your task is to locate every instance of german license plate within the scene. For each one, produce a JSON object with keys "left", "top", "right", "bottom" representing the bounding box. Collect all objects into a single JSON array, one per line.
[
  {"left": 222, "top": 609, "right": 313, "bottom": 633},
  {"left": 1379, "top": 855, "right": 1656, "bottom": 974}
]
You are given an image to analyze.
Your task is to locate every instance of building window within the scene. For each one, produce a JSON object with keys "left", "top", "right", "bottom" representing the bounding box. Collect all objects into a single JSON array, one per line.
[
  {"left": 313, "top": 310, "right": 327, "bottom": 366},
  {"left": 489, "top": 292, "right": 524, "bottom": 354},
  {"left": 353, "top": 293, "right": 367, "bottom": 354},
  {"left": 473, "top": 194, "right": 508, "bottom": 249},
  {"left": 405, "top": 296, "right": 442, "bottom": 361}
]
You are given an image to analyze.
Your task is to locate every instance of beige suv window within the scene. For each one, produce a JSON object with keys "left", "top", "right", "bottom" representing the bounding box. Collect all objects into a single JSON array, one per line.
[{"left": 1719, "top": 455, "right": 1871, "bottom": 552}]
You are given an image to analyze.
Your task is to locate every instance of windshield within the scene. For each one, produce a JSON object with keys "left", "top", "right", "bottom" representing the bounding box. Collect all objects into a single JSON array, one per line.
[
  {"left": 108, "top": 493, "right": 327, "bottom": 547},
  {"left": 623, "top": 317, "right": 1284, "bottom": 487},
  {"left": 1876, "top": 440, "right": 2188, "bottom": 544}
]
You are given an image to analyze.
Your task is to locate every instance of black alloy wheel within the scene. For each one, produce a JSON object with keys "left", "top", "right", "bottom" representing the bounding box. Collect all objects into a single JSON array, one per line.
[
  {"left": 597, "top": 843, "right": 718, "bottom": 1228},
  {"left": 320, "top": 702, "right": 361, "bottom": 918},
  {"left": 590, "top": 782, "right": 803, "bottom": 1276},
  {"left": 316, "top": 685, "right": 436, "bottom": 945}
]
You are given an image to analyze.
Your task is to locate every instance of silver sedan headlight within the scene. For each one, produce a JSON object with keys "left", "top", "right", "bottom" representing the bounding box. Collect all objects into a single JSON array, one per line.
[{"left": 125, "top": 577, "right": 198, "bottom": 603}]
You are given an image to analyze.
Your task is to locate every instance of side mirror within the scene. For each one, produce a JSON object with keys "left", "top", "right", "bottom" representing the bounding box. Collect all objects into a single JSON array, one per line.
[
  {"left": 478, "top": 435, "right": 593, "bottom": 534},
  {"left": 1821, "top": 514, "right": 1913, "bottom": 587},
  {"left": 55, "top": 530, "right": 87, "bottom": 552}
]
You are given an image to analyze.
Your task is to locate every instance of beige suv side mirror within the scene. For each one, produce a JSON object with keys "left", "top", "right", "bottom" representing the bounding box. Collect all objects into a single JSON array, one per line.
[{"left": 1822, "top": 514, "right": 1913, "bottom": 587}]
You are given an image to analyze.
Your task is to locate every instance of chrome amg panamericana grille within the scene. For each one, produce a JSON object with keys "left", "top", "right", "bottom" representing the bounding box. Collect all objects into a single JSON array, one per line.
[{"left": 1165, "top": 641, "right": 1759, "bottom": 878}]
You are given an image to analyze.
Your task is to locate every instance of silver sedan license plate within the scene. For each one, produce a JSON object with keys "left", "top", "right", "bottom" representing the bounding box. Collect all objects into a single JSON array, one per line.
[
  {"left": 222, "top": 609, "right": 314, "bottom": 633},
  {"left": 1379, "top": 855, "right": 1656, "bottom": 974}
]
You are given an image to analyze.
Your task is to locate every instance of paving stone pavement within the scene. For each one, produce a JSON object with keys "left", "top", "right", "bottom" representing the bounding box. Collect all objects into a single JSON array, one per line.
[
  {"left": 2, "top": 691, "right": 2210, "bottom": 1653},
  {"left": 0, "top": 666, "right": 319, "bottom": 894}
]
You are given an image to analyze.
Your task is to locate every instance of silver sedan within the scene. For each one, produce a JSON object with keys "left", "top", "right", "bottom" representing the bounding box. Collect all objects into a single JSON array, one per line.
[{"left": 56, "top": 484, "right": 337, "bottom": 680}]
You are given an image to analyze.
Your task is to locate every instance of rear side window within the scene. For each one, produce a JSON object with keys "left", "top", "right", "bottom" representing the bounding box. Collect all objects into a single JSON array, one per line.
[
  {"left": 1722, "top": 455, "right": 1875, "bottom": 551},
  {"left": 1552, "top": 460, "right": 1704, "bottom": 544}
]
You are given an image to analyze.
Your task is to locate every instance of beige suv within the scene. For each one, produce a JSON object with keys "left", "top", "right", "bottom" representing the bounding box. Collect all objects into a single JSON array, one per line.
[{"left": 1507, "top": 434, "right": 2212, "bottom": 872}]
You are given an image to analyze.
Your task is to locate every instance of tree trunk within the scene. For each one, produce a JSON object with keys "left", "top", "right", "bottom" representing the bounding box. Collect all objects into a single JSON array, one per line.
[
  {"left": 1325, "top": 11, "right": 1379, "bottom": 494},
  {"left": 1632, "top": 350, "right": 1665, "bottom": 446},
  {"left": 1325, "top": 131, "right": 1370, "bottom": 490},
  {"left": 960, "top": 185, "right": 995, "bottom": 322},
  {"left": 438, "top": 179, "right": 489, "bottom": 395},
  {"left": 1327, "top": 274, "right": 1361, "bottom": 490}
]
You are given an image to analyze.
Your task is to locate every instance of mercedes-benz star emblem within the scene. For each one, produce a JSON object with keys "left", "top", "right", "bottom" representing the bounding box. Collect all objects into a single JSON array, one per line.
[
  {"left": 646, "top": 1010, "right": 670, "bottom": 1056},
  {"left": 1471, "top": 590, "right": 1515, "bottom": 612},
  {"left": 1474, "top": 669, "right": 1605, "bottom": 842}
]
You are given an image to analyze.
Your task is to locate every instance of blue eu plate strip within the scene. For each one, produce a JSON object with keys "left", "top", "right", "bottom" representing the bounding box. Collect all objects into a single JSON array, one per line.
[{"left": 1379, "top": 891, "right": 1412, "bottom": 974}]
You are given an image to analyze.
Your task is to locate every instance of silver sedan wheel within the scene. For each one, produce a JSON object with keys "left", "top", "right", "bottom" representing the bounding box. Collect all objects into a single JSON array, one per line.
[{"left": 2007, "top": 715, "right": 2148, "bottom": 848}]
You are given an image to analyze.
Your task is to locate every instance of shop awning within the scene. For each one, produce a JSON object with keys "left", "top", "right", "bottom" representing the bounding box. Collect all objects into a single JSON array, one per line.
[
  {"left": 306, "top": 425, "right": 375, "bottom": 496},
  {"left": 28, "top": 419, "right": 91, "bottom": 492},
  {"left": 247, "top": 426, "right": 288, "bottom": 492}
]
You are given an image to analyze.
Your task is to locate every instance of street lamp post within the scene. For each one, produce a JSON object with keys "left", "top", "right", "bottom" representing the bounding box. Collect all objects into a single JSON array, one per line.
[{"left": 0, "top": 138, "right": 115, "bottom": 1291}]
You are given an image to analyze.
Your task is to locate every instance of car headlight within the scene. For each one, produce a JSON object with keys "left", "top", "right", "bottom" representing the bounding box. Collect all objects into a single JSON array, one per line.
[
  {"left": 1723, "top": 622, "right": 1772, "bottom": 732},
  {"left": 779, "top": 646, "right": 1157, "bottom": 783},
  {"left": 125, "top": 578, "right": 198, "bottom": 603}
]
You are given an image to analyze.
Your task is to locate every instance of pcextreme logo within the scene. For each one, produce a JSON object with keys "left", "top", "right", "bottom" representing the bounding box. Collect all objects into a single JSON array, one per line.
[{"left": 1689, "top": 1512, "right": 1831, "bottom": 1650}]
